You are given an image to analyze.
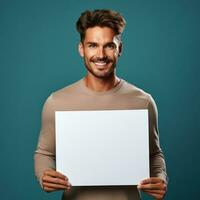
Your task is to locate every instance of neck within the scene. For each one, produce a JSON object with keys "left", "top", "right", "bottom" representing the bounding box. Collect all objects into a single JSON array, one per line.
[{"left": 84, "top": 73, "right": 120, "bottom": 92}]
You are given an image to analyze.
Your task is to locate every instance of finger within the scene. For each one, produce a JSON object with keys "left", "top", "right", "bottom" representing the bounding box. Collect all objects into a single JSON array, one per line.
[
  {"left": 44, "top": 170, "right": 67, "bottom": 180},
  {"left": 43, "top": 182, "right": 68, "bottom": 190},
  {"left": 44, "top": 170, "right": 68, "bottom": 180},
  {"left": 138, "top": 183, "right": 164, "bottom": 190},
  {"left": 141, "top": 189, "right": 165, "bottom": 195},
  {"left": 43, "top": 186, "right": 56, "bottom": 192},
  {"left": 43, "top": 184, "right": 72, "bottom": 192},
  {"left": 43, "top": 186, "right": 71, "bottom": 192},
  {"left": 43, "top": 176, "right": 70, "bottom": 187},
  {"left": 140, "top": 190, "right": 165, "bottom": 200},
  {"left": 140, "top": 177, "right": 165, "bottom": 184},
  {"left": 65, "top": 186, "right": 72, "bottom": 191}
]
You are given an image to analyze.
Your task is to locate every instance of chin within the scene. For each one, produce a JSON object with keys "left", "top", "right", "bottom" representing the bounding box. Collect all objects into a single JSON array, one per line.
[
  {"left": 93, "top": 70, "right": 114, "bottom": 79},
  {"left": 85, "top": 62, "right": 115, "bottom": 79}
]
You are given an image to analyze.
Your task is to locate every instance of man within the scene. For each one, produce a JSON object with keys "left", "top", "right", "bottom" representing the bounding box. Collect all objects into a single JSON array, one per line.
[{"left": 34, "top": 9, "right": 168, "bottom": 200}]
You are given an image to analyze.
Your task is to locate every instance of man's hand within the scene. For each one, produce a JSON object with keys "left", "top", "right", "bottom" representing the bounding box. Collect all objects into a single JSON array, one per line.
[
  {"left": 42, "top": 169, "right": 72, "bottom": 192},
  {"left": 137, "top": 177, "right": 167, "bottom": 200}
]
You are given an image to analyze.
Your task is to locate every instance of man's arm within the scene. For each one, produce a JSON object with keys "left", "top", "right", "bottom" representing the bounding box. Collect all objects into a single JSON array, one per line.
[
  {"left": 148, "top": 95, "right": 167, "bottom": 181},
  {"left": 138, "top": 95, "right": 168, "bottom": 200},
  {"left": 34, "top": 95, "right": 71, "bottom": 192}
]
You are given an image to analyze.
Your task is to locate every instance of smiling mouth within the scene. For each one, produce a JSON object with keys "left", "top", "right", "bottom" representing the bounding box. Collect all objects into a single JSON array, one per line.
[
  {"left": 92, "top": 61, "right": 109, "bottom": 70},
  {"left": 93, "top": 62, "right": 108, "bottom": 66}
]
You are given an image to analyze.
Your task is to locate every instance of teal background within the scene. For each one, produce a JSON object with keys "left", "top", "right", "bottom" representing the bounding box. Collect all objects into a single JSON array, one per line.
[{"left": 1, "top": 0, "right": 199, "bottom": 199}]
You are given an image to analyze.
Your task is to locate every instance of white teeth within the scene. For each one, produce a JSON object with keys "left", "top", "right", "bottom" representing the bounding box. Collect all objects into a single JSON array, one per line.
[{"left": 94, "top": 62, "right": 107, "bottom": 66}]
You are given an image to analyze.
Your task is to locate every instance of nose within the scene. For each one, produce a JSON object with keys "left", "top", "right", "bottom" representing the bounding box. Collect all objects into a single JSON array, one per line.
[{"left": 97, "top": 46, "right": 105, "bottom": 58}]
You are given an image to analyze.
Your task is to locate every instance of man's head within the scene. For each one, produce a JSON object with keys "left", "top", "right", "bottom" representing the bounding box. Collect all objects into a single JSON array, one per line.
[{"left": 76, "top": 9, "right": 126, "bottom": 79}]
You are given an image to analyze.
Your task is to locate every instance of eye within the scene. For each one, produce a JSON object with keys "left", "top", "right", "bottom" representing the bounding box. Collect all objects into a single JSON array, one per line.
[
  {"left": 106, "top": 43, "right": 116, "bottom": 50},
  {"left": 88, "top": 43, "right": 97, "bottom": 48}
]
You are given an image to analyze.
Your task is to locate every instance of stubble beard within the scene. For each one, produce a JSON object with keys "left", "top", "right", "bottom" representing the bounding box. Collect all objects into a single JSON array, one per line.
[{"left": 84, "top": 57, "right": 117, "bottom": 80}]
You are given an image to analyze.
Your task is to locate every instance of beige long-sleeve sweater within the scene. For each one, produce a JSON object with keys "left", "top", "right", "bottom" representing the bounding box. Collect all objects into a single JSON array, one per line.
[{"left": 34, "top": 78, "right": 167, "bottom": 200}]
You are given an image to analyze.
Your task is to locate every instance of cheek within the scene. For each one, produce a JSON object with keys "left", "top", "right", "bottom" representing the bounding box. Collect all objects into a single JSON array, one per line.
[
  {"left": 109, "top": 52, "right": 119, "bottom": 60},
  {"left": 84, "top": 50, "right": 95, "bottom": 59},
  {"left": 107, "top": 49, "right": 119, "bottom": 57}
]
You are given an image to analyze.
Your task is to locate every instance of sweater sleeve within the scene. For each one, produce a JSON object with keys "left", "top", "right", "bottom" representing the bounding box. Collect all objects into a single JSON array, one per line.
[
  {"left": 34, "top": 95, "right": 56, "bottom": 188},
  {"left": 148, "top": 95, "right": 168, "bottom": 183}
]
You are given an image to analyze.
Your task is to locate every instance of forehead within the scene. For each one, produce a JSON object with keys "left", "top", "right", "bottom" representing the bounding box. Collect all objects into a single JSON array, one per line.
[{"left": 84, "top": 26, "right": 118, "bottom": 44}]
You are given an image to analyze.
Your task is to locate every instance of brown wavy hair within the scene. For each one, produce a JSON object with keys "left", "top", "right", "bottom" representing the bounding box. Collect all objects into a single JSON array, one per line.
[{"left": 76, "top": 9, "right": 126, "bottom": 42}]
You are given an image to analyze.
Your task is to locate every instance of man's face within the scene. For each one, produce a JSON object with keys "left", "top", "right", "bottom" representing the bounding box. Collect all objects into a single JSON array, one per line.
[{"left": 79, "top": 26, "right": 122, "bottom": 79}]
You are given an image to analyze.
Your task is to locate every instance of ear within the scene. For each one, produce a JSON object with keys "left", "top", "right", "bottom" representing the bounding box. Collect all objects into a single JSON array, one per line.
[
  {"left": 78, "top": 42, "right": 84, "bottom": 57},
  {"left": 118, "top": 42, "right": 123, "bottom": 57}
]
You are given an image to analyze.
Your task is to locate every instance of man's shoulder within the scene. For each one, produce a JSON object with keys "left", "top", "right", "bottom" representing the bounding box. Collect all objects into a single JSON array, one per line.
[
  {"left": 43, "top": 79, "right": 82, "bottom": 107},
  {"left": 52, "top": 79, "right": 82, "bottom": 98},
  {"left": 122, "top": 79, "right": 151, "bottom": 100}
]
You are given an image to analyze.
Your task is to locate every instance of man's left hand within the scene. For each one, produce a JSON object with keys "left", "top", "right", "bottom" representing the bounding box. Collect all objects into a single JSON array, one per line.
[{"left": 137, "top": 177, "right": 167, "bottom": 200}]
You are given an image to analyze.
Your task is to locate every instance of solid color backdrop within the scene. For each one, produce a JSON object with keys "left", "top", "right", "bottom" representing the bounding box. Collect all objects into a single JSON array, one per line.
[{"left": 1, "top": 0, "right": 199, "bottom": 199}]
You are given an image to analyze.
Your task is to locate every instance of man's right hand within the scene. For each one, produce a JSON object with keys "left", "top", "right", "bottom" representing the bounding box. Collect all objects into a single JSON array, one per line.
[{"left": 42, "top": 169, "right": 72, "bottom": 192}]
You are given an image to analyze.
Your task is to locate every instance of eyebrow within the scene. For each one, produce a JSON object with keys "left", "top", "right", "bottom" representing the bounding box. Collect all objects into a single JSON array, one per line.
[
  {"left": 105, "top": 42, "right": 116, "bottom": 46},
  {"left": 86, "top": 42, "right": 116, "bottom": 47},
  {"left": 86, "top": 42, "right": 97, "bottom": 45}
]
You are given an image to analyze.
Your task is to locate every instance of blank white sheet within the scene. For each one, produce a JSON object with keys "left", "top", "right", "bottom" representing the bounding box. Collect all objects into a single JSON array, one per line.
[{"left": 55, "top": 109, "right": 149, "bottom": 186}]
